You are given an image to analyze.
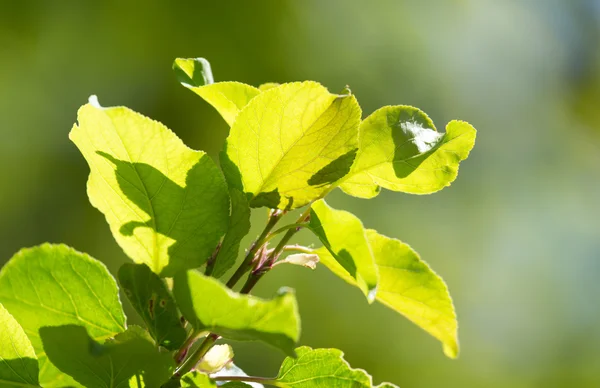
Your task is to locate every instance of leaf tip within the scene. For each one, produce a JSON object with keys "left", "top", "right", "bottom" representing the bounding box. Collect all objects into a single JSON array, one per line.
[{"left": 88, "top": 95, "right": 102, "bottom": 109}]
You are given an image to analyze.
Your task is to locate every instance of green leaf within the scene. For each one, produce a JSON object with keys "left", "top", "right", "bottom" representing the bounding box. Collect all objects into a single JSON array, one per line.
[
  {"left": 173, "top": 58, "right": 260, "bottom": 126},
  {"left": 309, "top": 199, "right": 378, "bottom": 301},
  {"left": 70, "top": 98, "right": 230, "bottom": 277},
  {"left": 212, "top": 364, "right": 264, "bottom": 388},
  {"left": 0, "top": 303, "right": 39, "bottom": 387},
  {"left": 0, "top": 244, "right": 126, "bottom": 387},
  {"left": 40, "top": 325, "right": 174, "bottom": 388},
  {"left": 173, "top": 271, "right": 300, "bottom": 356},
  {"left": 222, "top": 82, "right": 361, "bottom": 209},
  {"left": 272, "top": 346, "right": 398, "bottom": 388},
  {"left": 316, "top": 230, "right": 459, "bottom": 358},
  {"left": 210, "top": 189, "right": 252, "bottom": 278},
  {"left": 339, "top": 105, "right": 476, "bottom": 198},
  {"left": 118, "top": 263, "right": 186, "bottom": 350}
]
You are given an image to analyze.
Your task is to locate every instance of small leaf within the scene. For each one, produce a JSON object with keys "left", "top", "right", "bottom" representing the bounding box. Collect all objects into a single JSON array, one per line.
[
  {"left": 281, "top": 253, "right": 319, "bottom": 270},
  {"left": 273, "top": 346, "right": 398, "bottom": 388},
  {"left": 0, "top": 244, "right": 126, "bottom": 387},
  {"left": 223, "top": 82, "right": 361, "bottom": 209},
  {"left": 70, "top": 98, "right": 230, "bottom": 277},
  {"left": 197, "top": 344, "right": 234, "bottom": 373},
  {"left": 339, "top": 105, "right": 476, "bottom": 198},
  {"left": 316, "top": 229, "right": 459, "bottom": 358},
  {"left": 41, "top": 325, "right": 174, "bottom": 388},
  {"left": 0, "top": 303, "right": 39, "bottom": 387},
  {"left": 211, "top": 189, "right": 252, "bottom": 278},
  {"left": 173, "top": 271, "right": 300, "bottom": 355},
  {"left": 173, "top": 58, "right": 260, "bottom": 126},
  {"left": 309, "top": 199, "right": 378, "bottom": 301},
  {"left": 118, "top": 263, "right": 186, "bottom": 350}
]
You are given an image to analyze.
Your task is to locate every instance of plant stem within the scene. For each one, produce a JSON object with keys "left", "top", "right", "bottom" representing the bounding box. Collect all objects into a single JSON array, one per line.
[
  {"left": 212, "top": 375, "right": 279, "bottom": 386},
  {"left": 173, "top": 333, "right": 219, "bottom": 378},
  {"left": 226, "top": 209, "right": 284, "bottom": 289},
  {"left": 173, "top": 330, "right": 202, "bottom": 365},
  {"left": 240, "top": 206, "right": 312, "bottom": 294}
]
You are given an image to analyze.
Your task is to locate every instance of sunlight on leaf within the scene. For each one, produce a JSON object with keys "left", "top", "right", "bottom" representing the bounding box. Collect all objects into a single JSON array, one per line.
[
  {"left": 0, "top": 303, "right": 39, "bottom": 387},
  {"left": 70, "top": 98, "right": 230, "bottom": 277}
]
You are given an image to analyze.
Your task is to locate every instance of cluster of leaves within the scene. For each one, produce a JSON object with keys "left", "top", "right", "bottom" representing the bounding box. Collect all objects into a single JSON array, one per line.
[{"left": 0, "top": 58, "right": 476, "bottom": 387}]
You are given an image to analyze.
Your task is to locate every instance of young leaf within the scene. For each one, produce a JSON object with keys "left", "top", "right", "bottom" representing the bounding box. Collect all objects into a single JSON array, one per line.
[
  {"left": 339, "top": 105, "right": 476, "bottom": 198},
  {"left": 118, "top": 263, "right": 186, "bottom": 350},
  {"left": 316, "top": 230, "right": 459, "bottom": 358},
  {"left": 0, "top": 303, "right": 39, "bottom": 387},
  {"left": 0, "top": 244, "right": 126, "bottom": 387},
  {"left": 222, "top": 82, "right": 361, "bottom": 209},
  {"left": 173, "top": 57, "right": 260, "bottom": 126},
  {"left": 173, "top": 271, "right": 300, "bottom": 355},
  {"left": 40, "top": 325, "right": 174, "bottom": 388},
  {"left": 70, "top": 98, "right": 230, "bottom": 277},
  {"left": 211, "top": 189, "right": 252, "bottom": 278},
  {"left": 272, "top": 346, "right": 398, "bottom": 388},
  {"left": 309, "top": 199, "right": 378, "bottom": 301}
]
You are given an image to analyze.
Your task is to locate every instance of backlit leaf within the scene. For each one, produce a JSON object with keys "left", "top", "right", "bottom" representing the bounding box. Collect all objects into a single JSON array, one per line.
[
  {"left": 272, "top": 346, "right": 398, "bottom": 388},
  {"left": 70, "top": 98, "right": 230, "bottom": 277},
  {"left": 339, "top": 105, "right": 476, "bottom": 198},
  {"left": 316, "top": 229, "right": 459, "bottom": 358},
  {"left": 0, "top": 303, "right": 39, "bottom": 387},
  {"left": 173, "top": 271, "right": 300, "bottom": 355},
  {"left": 309, "top": 199, "right": 378, "bottom": 301},
  {"left": 0, "top": 244, "right": 126, "bottom": 387},
  {"left": 41, "top": 325, "right": 174, "bottom": 388},
  {"left": 173, "top": 57, "right": 260, "bottom": 126},
  {"left": 222, "top": 82, "right": 361, "bottom": 209}
]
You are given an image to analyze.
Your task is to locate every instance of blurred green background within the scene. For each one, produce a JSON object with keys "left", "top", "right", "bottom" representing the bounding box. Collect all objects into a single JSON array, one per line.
[{"left": 2, "top": 1, "right": 600, "bottom": 387}]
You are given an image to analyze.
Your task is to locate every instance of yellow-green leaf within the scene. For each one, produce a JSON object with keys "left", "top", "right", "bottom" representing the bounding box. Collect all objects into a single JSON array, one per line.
[
  {"left": 222, "top": 82, "right": 361, "bottom": 209},
  {"left": 173, "top": 271, "right": 300, "bottom": 356},
  {"left": 0, "top": 303, "right": 39, "bottom": 387},
  {"left": 310, "top": 199, "right": 378, "bottom": 302},
  {"left": 70, "top": 98, "right": 230, "bottom": 277},
  {"left": 173, "top": 57, "right": 260, "bottom": 126},
  {"left": 315, "top": 229, "right": 459, "bottom": 358},
  {"left": 339, "top": 105, "right": 476, "bottom": 198}
]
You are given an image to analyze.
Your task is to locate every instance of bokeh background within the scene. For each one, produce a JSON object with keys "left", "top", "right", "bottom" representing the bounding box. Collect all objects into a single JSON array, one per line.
[{"left": 2, "top": 1, "right": 600, "bottom": 387}]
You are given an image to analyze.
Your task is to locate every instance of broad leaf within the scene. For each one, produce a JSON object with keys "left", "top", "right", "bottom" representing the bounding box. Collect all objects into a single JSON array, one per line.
[
  {"left": 173, "top": 271, "right": 300, "bottom": 355},
  {"left": 70, "top": 97, "right": 230, "bottom": 277},
  {"left": 0, "top": 303, "right": 39, "bottom": 387},
  {"left": 40, "top": 325, "right": 174, "bottom": 388},
  {"left": 309, "top": 199, "right": 378, "bottom": 301},
  {"left": 0, "top": 244, "right": 126, "bottom": 387},
  {"left": 316, "top": 230, "right": 459, "bottom": 358},
  {"left": 222, "top": 81, "right": 361, "bottom": 209},
  {"left": 211, "top": 189, "right": 251, "bottom": 278},
  {"left": 339, "top": 105, "right": 476, "bottom": 198},
  {"left": 273, "top": 346, "right": 398, "bottom": 388},
  {"left": 118, "top": 263, "right": 186, "bottom": 350},
  {"left": 173, "top": 57, "right": 260, "bottom": 126}
]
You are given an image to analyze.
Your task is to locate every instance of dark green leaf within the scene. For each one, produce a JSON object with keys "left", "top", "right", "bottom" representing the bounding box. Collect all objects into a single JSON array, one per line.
[
  {"left": 118, "top": 263, "right": 186, "bottom": 350},
  {"left": 211, "top": 189, "right": 251, "bottom": 278}
]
